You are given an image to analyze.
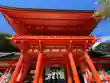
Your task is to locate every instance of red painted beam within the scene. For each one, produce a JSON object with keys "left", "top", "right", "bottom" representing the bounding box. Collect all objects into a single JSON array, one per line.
[
  {"left": 92, "top": 58, "right": 110, "bottom": 61},
  {"left": 18, "top": 18, "right": 94, "bottom": 26},
  {"left": 0, "top": 66, "right": 15, "bottom": 69},
  {"left": 8, "top": 36, "right": 97, "bottom": 40}
]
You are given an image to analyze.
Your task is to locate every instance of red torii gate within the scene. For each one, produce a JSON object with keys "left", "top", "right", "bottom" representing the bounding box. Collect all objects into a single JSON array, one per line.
[{"left": 0, "top": 6, "right": 102, "bottom": 83}]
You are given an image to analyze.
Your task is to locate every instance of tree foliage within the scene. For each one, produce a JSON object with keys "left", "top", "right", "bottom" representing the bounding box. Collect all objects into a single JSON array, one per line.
[
  {"left": 94, "top": 42, "right": 110, "bottom": 53},
  {"left": 94, "top": 0, "right": 110, "bottom": 19},
  {"left": 0, "top": 33, "right": 19, "bottom": 52},
  {"left": 97, "top": 0, "right": 106, "bottom": 5},
  {"left": 88, "top": 42, "right": 110, "bottom": 57}
]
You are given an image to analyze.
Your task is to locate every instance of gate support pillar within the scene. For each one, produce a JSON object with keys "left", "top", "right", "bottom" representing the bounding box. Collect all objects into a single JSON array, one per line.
[
  {"left": 39, "top": 68, "right": 44, "bottom": 83},
  {"left": 84, "top": 50, "right": 101, "bottom": 83},
  {"left": 66, "top": 63, "right": 72, "bottom": 83},
  {"left": 33, "top": 52, "right": 43, "bottom": 83},
  {"left": 9, "top": 51, "right": 24, "bottom": 83},
  {"left": 17, "top": 65, "right": 30, "bottom": 82},
  {"left": 68, "top": 52, "right": 80, "bottom": 83}
]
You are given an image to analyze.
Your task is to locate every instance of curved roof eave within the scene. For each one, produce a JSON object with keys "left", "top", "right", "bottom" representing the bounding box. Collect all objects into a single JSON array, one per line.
[
  {"left": 0, "top": 5, "right": 101, "bottom": 36},
  {"left": 0, "top": 5, "right": 95, "bottom": 12}
]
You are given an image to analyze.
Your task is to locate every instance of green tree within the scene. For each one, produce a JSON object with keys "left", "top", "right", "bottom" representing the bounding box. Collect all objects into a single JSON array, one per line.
[
  {"left": 94, "top": 0, "right": 110, "bottom": 19},
  {"left": 88, "top": 42, "right": 110, "bottom": 57},
  {"left": 0, "top": 32, "right": 19, "bottom": 52}
]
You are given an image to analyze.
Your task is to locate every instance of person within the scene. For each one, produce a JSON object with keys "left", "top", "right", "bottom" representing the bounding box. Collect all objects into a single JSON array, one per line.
[
  {"left": 54, "top": 72, "right": 58, "bottom": 83},
  {"left": 100, "top": 68, "right": 108, "bottom": 83},
  {"left": 97, "top": 67, "right": 108, "bottom": 83},
  {"left": 83, "top": 72, "right": 89, "bottom": 83},
  {"left": 82, "top": 68, "right": 94, "bottom": 83},
  {"left": 56, "top": 69, "right": 60, "bottom": 80}
]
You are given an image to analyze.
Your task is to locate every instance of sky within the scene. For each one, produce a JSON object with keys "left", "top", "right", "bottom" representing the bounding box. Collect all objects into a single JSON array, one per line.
[{"left": 0, "top": 0, "right": 110, "bottom": 38}]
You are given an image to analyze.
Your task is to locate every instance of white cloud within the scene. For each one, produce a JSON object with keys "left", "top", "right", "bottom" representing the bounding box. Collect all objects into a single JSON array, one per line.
[
  {"left": 98, "top": 36, "right": 110, "bottom": 42},
  {"left": 92, "top": 36, "right": 110, "bottom": 49}
]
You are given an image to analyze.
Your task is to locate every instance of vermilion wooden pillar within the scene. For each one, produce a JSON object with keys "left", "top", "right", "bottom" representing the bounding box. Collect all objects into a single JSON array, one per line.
[
  {"left": 68, "top": 52, "right": 80, "bottom": 83},
  {"left": 18, "top": 54, "right": 31, "bottom": 82},
  {"left": 33, "top": 52, "right": 43, "bottom": 83},
  {"left": 84, "top": 50, "right": 101, "bottom": 83},
  {"left": 64, "top": 67, "right": 67, "bottom": 82},
  {"left": 9, "top": 51, "right": 24, "bottom": 83},
  {"left": 66, "top": 63, "right": 72, "bottom": 83},
  {"left": 39, "top": 68, "right": 44, "bottom": 83},
  {"left": 17, "top": 65, "right": 30, "bottom": 82},
  {"left": 77, "top": 57, "right": 94, "bottom": 82}
]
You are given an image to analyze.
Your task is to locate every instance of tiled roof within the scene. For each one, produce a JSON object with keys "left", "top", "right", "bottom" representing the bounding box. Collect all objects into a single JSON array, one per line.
[{"left": 0, "top": 52, "right": 19, "bottom": 60}]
